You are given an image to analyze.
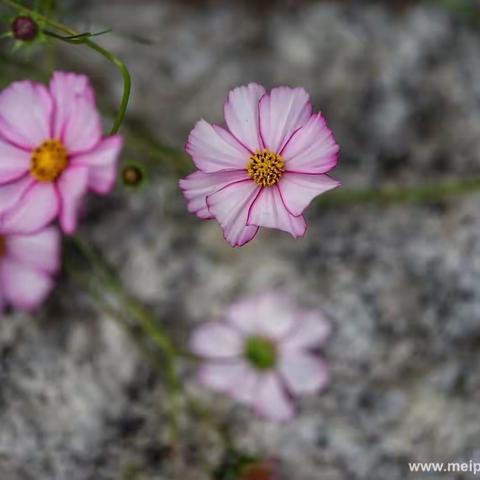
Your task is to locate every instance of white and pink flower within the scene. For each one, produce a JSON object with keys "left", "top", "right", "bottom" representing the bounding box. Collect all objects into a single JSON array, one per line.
[
  {"left": 0, "top": 226, "right": 60, "bottom": 312},
  {"left": 180, "top": 84, "right": 340, "bottom": 247},
  {"left": 190, "top": 293, "right": 331, "bottom": 422},
  {"left": 0, "top": 71, "right": 123, "bottom": 235}
]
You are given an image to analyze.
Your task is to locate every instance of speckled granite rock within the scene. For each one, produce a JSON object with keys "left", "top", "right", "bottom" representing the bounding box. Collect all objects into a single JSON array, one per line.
[{"left": 1, "top": 1, "right": 480, "bottom": 479}]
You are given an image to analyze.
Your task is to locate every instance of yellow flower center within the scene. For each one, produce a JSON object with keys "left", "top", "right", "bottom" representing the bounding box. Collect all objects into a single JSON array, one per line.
[
  {"left": 247, "top": 149, "right": 285, "bottom": 187},
  {"left": 30, "top": 139, "right": 68, "bottom": 182},
  {"left": 0, "top": 236, "right": 5, "bottom": 258}
]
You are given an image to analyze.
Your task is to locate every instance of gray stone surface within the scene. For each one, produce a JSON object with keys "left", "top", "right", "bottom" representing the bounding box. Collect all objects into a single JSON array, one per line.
[{"left": 2, "top": 0, "right": 480, "bottom": 479}]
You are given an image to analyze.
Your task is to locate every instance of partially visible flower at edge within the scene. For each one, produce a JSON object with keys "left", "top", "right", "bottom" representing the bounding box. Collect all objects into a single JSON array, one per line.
[
  {"left": 180, "top": 83, "right": 339, "bottom": 247},
  {"left": 240, "top": 460, "right": 280, "bottom": 480},
  {"left": 0, "top": 225, "right": 60, "bottom": 312},
  {"left": 0, "top": 71, "right": 123, "bottom": 235},
  {"left": 190, "top": 292, "right": 331, "bottom": 422}
]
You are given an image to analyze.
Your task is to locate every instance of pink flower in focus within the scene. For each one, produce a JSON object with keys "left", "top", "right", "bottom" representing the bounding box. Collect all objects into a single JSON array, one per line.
[
  {"left": 180, "top": 84, "right": 339, "bottom": 247},
  {"left": 0, "top": 71, "right": 123, "bottom": 234},
  {"left": 190, "top": 293, "right": 331, "bottom": 422},
  {"left": 0, "top": 226, "right": 60, "bottom": 312}
]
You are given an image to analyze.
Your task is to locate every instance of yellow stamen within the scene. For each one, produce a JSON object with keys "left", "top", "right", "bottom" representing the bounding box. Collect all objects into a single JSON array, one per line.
[
  {"left": 30, "top": 139, "right": 68, "bottom": 182},
  {"left": 247, "top": 149, "right": 285, "bottom": 187}
]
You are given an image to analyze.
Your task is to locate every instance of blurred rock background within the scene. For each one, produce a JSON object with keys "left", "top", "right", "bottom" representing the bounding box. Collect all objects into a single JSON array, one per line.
[{"left": 1, "top": 0, "right": 480, "bottom": 479}]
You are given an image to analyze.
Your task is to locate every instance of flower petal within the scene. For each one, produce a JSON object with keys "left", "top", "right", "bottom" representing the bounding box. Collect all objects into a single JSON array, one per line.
[
  {"left": 1, "top": 182, "right": 59, "bottom": 234},
  {"left": 50, "top": 71, "right": 102, "bottom": 154},
  {"left": 0, "top": 290, "right": 5, "bottom": 314},
  {"left": 225, "top": 296, "right": 260, "bottom": 333},
  {"left": 179, "top": 169, "right": 250, "bottom": 219},
  {"left": 6, "top": 227, "right": 60, "bottom": 274},
  {"left": 190, "top": 322, "right": 243, "bottom": 359},
  {"left": 279, "top": 351, "right": 329, "bottom": 395},
  {"left": 254, "top": 373, "right": 294, "bottom": 421},
  {"left": 226, "top": 293, "right": 298, "bottom": 339},
  {"left": 207, "top": 179, "right": 260, "bottom": 247},
  {"left": 0, "top": 257, "right": 53, "bottom": 311},
  {"left": 197, "top": 360, "right": 247, "bottom": 392},
  {"left": 259, "top": 87, "right": 312, "bottom": 154},
  {"left": 255, "top": 292, "right": 297, "bottom": 339},
  {"left": 278, "top": 173, "right": 339, "bottom": 217},
  {"left": 0, "top": 139, "right": 30, "bottom": 184},
  {"left": 282, "top": 113, "right": 339, "bottom": 173},
  {"left": 283, "top": 311, "right": 332, "bottom": 351},
  {"left": 186, "top": 120, "right": 250, "bottom": 172},
  {"left": 72, "top": 135, "right": 123, "bottom": 194},
  {"left": 0, "top": 176, "right": 34, "bottom": 216},
  {"left": 247, "top": 186, "right": 306, "bottom": 238},
  {"left": 229, "top": 368, "right": 259, "bottom": 406},
  {"left": 224, "top": 83, "right": 266, "bottom": 152},
  {"left": 57, "top": 166, "right": 88, "bottom": 234},
  {"left": 0, "top": 81, "right": 53, "bottom": 149}
]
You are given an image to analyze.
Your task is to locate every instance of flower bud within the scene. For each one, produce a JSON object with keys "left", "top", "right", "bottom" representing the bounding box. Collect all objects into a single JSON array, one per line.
[
  {"left": 122, "top": 165, "right": 144, "bottom": 187},
  {"left": 11, "top": 16, "right": 39, "bottom": 42}
]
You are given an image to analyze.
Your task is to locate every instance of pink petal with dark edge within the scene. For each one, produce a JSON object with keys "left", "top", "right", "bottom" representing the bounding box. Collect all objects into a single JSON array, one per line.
[
  {"left": 282, "top": 113, "right": 339, "bottom": 173},
  {"left": 186, "top": 120, "right": 250, "bottom": 172},
  {"left": 1, "top": 182, "right": 59, "bottom": 234},
  {"left": 0, "top": 139, "right": 30, "bottom": 184},
  {"left": 50, "top": 71, "right": 102, "bottom": 154},
  {"left": 179, "top": 169, "right": 250, "bottom": 219},
  {"left": 247, "top": 186, "right": 306, "bottom": 238},
  {"left": 0, "top": 80, "right": 53, "bottom": 149},
  {"left": 278, "top": 172, "right": 339, "bottom": 217},
  {"left": 57, "top": 166, "right": 89, "bottom": 234},
  {"left": 259, "top": 86, "right": 312, "bottom": 154},
  {"left": 207, "top": 179, "right": 260, "bottom": 247},
  {"left": 224, "top": 83, "right": 266, "bottom": 153},
  {"left": 72, "top": 135, "right": 123, "bottom": 194}
]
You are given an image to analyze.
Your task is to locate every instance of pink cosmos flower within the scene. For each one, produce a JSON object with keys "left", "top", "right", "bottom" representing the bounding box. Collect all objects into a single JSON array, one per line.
[
  {"left": 0, "top": 71, "right": 123, "bottom": 235},
  {"left": 0, "top": 226, "right": 60, "bottom": 312},
  {"left": 180, "top": 84, "right": 340, "bottom": 247},
  {"left": 190, "top": 293, "right": 331, "bottom": 422}
]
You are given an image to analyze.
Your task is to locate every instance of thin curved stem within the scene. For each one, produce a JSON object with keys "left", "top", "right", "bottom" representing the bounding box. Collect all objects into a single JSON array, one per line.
[
  {"left": 68, "top": 236, "right": 182, "bottom": 438},
  {"left": 1, "top": 0, "right": 131, "bottom": 134}
]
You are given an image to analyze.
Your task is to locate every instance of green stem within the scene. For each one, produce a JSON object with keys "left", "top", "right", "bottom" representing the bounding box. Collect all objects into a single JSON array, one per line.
[
  {"left": 72, "top": 237, "right": 179, "bottom": 363},
  {"left": 69, "top": 236, "right": 182, "bottom": 437},
  {"left": 317, "top": 176, "right": 480, "bottom": 208},
  {"left": 1, "top": 0, "right": 131, "bottom": 134}
]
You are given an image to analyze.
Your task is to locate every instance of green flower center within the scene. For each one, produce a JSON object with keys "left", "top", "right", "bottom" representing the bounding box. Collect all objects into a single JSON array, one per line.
[{"left": 244, "top": 336, "right": 277, "bottom": 370}]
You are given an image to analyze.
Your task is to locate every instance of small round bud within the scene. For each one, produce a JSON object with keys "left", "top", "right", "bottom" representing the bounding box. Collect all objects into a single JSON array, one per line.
[
  {"left": 122, "top": 165, "right": 144, "bottom": 187},
  {"left": 11, "top": 16, "right": 39, "bottom": 42}
]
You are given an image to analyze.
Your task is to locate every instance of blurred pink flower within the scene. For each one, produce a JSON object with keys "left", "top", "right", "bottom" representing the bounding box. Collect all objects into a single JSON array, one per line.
[
  {"left": 0, "top": 226, "right": 60, "bottom": 312},
  {"left": 0, "top": 71, "right": 123, "bottom": 235},
  {"left": 190, "top": 293, "right": 331, "bottom": 422},
  {"left": 180, "top": 84, "right": 339, "bottom": 247}
]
